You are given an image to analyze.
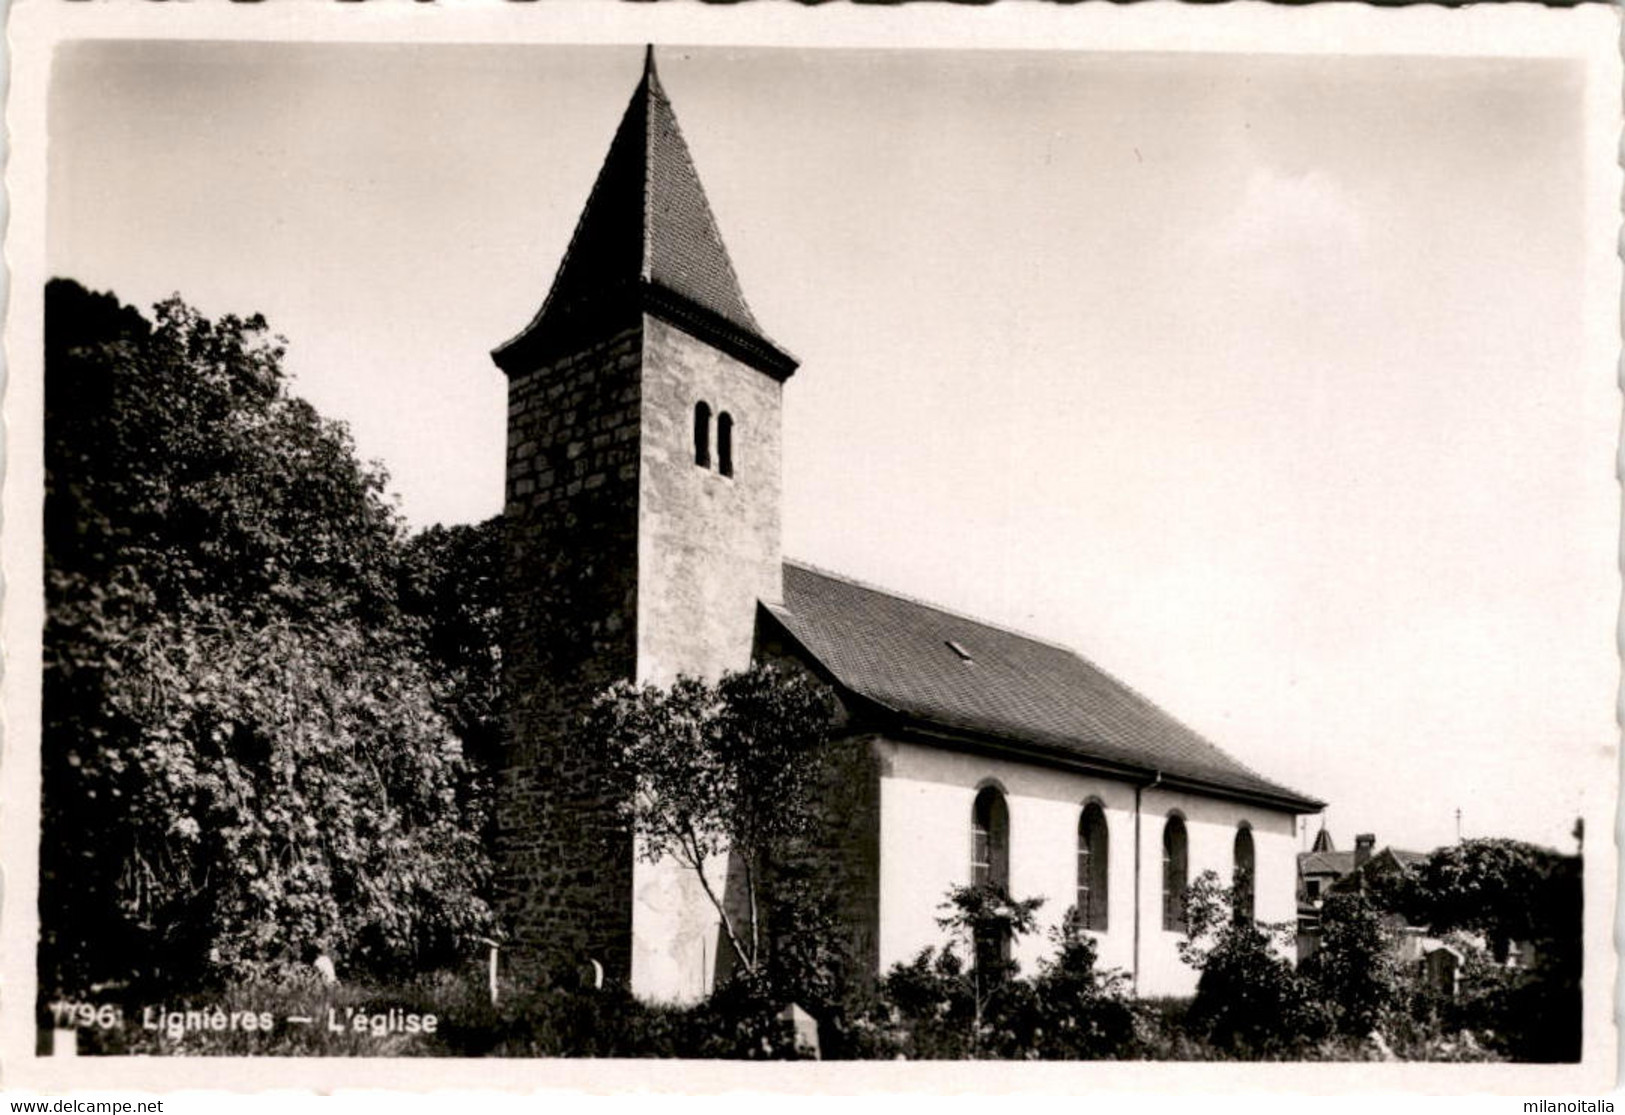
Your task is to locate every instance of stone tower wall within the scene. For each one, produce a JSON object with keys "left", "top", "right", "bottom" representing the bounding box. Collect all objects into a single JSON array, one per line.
[{"left": 496, "top": 314, "right": 644, "bottom": 988}]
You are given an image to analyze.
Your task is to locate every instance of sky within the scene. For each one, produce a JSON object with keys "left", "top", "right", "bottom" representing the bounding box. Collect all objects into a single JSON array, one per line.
[{"left": 47, "top": 41, "right": 1615, "bottom": 857}]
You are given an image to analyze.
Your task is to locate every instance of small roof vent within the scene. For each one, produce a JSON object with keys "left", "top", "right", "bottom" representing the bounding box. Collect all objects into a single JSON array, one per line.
[{"left": 945, "top": 639, "right": 974, "bottom": 663}]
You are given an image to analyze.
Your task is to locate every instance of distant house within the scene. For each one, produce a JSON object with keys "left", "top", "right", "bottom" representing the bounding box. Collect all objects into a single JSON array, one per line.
[
  {"left": 1296, "top": 830, "right": 1425, "bottom": 960},
  {"left": 1299, "top": 831, "right": 1425, "bottom": 904},
  {"left": 1297, "top": 828, "right": 1352, "bottom": 921}
]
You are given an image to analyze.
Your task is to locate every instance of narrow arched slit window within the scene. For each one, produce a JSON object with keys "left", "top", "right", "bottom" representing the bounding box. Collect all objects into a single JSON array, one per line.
[
  {"left": 1162, "top": 814, "right": 1189, "bottom": 933},
  {"left": 717, "top": 412, "right": 734, "bottom": 477},
  {"left": 693, "top": 402, "right": 712, "bottom": 468},
  {"left": 1077, "top": 802, "right": 1109, "bottom": 932},
  {"left": 1233, "top": 824, "right": 1256, "bottom": 923}
]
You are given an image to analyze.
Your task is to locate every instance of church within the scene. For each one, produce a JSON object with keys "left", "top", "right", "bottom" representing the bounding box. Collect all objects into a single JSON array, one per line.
[{"left": 491, "top": 48, "right": 1323, "bottom": 1004}]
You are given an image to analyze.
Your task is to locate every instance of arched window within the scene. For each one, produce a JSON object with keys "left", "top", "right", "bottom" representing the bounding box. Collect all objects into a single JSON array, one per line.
[
  {"left": 971, "top": 785, "right": 1011, "bottom": 969},
  {"left": 693, "top": 402, "right": 712, "bottom": 468},
  {"left": 717, "top": 412, "right": 734, "bottom": 477},
  {"left": 971, "top": 786, "right": 1009, "bottom": 890},
  {"left": 1077, "top": 802, "right": 1109, "bottom": 931},
  {"left": 1233, "top": 824, "right": 1255, "bottom": 923},
  {"left": 1162, "top": 814, "right": 1188, "bottom": 932}
]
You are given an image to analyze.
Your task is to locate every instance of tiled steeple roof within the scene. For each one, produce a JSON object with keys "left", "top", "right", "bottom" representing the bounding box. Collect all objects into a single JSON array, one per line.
[{"left": 494, "top": 47, "right": 796, "bottom": 379}]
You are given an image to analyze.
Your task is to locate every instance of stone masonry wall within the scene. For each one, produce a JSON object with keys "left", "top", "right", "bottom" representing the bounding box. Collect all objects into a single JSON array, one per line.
[
  {"left": 799, "top": 731, "right": 883, "bottom": 983},
  {"left": 753, "top": 624, "right": 882, "bottom": 986},
  {"left": 496, "top": 313, "right": 644, "bottom": 989}
]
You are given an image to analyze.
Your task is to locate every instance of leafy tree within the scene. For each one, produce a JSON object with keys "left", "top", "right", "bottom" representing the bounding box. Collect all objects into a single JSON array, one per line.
[
  {"left": 585, "top": 664, "right": 838, "bottom": 979},
  {"left": 939, "top": 885, "right": 1041, "bottom": 991},
  {"left": 42, "top": 279, "right": 492, "bottom": 991},
  {"left": 869, "top": 884, "right": 1044, "bottom": 1058},
  {"left": 934, "top": 883, "right": 1044, "bottom": 1054},
  {"left": 1386, "top": 839, "right": 1582, "bottom": 1062},
  {"left": 398, "top": 517, "right": 505, "bottom": 839},
  {"left": 872, "top": 890, "right": 1141, "bottom": 1060},
  {"left": 1393, "top": 839, "right": 1579, "bottom": 954}
]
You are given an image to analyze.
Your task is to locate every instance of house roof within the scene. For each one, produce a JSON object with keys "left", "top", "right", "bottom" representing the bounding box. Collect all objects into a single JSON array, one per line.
[
  {"left": 1300, "top": 851, "right": 1356, "bottom": 877},
  {"left": 1299, "top": 846, "right": 1428, "bottom": 880},
  {"left": 494, "top": 48, "right": 795, "bottom": 378},
  {"left": 766, "top": 561, "right": 1322, "bottom": 813}
]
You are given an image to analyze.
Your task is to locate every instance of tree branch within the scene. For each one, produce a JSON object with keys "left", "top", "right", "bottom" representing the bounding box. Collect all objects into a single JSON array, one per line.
[
  {"left": 682, "top": 823, "right": 753, "bottom": 975},
  {"left": 743, "top": 852, "right": 760, "bottom": 971}
]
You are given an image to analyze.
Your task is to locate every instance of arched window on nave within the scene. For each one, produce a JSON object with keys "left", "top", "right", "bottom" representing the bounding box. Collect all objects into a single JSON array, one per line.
[
  {"left": 1162, "top": 814, "right": 1189, "bottom": 933},
  {"left": 1077, "top": 801, "right": 1109, "bottom": 932}
]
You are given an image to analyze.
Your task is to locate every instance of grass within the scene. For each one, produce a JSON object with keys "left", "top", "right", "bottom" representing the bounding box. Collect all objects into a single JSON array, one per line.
[
  {"left": 44, "top": 970, "right": 1508, "bottom": 1060},
  {"left": 50, "top": 967, "right": 787, "bottom": 1058}
]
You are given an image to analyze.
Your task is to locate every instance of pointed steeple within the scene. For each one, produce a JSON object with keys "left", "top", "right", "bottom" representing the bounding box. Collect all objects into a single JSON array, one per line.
[{"left": 495, "top": 48, "right": 796, "bottom": 380}]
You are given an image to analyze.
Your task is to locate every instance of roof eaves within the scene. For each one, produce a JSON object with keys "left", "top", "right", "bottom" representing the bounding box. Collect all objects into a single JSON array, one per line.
[
  {"left": 891, "top": 716, "right": 1321, "bottom": 815},
  {"left": 643, "top": 282, "right": 797, "bottom": 379},
  {"left": 1157, "top": 770, "right": 1326, "bottom": 816}
]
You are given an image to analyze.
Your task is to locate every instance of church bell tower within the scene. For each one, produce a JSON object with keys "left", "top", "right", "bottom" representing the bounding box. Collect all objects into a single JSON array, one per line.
[{"left": 492, "top": 48, "right": 797, "bottom": 998}]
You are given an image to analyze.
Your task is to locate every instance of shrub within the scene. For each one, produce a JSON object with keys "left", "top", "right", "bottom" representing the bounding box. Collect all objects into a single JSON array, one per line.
[
  {"left": 1024, "top": 914, "right": 1142, "bottom": 1059},
  {"left": 1179, "top": 871, "right": 1323, "bottom": 1057},
  {"left": 868, "top": 889, "right": 1141, "bottom": 1060},
  {"left": 1299, "top": 892, "right": 1404, "bottom": 1037}
]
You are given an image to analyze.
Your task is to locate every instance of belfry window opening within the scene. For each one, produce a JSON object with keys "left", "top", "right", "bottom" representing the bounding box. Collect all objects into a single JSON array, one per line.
[
  {"left": 717, "top": 412, "right": 734, "bottom": 477},
  {"left": 693, "top": 402, "right": 712, "bottom": 468}
]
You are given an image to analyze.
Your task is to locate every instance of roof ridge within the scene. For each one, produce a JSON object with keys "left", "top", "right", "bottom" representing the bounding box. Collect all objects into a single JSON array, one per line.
[
  {"left": 781, "top": 558, "right": 1081, "bottom": 654},
  {"left": 639, "top": 50, "right": 656, "bottom": 284}
]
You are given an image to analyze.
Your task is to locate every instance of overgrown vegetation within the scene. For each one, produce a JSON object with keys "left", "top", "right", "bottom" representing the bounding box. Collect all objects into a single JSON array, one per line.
[
  {"left": 1177, "top": 871, "right": 1326, "bottom": 1057},
  {"left": 43, "top": 280, "right": 497, "bottom": 993},
  {"left": 48, "top": 864, "right": 1540, "bottom": 1061},
  {"left": 851, "top": 886, "right": 1141, "bottom": 1060},
  {"left": 1368, "top": 838, "right": 1583, "bottom": 1062}
]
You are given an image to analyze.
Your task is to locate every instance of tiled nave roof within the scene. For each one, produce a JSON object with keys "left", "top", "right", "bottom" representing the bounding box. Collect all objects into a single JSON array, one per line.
[{"left": 767, "top": 561, "right": 1322, "bottom": 813}]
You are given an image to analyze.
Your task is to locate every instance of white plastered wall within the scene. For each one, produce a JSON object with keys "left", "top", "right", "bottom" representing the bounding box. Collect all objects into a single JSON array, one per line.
[
  {"left": 876, "top": 737, "right": 1301, "bottom": 998},
  {"left": 629, "top": 315, "right": 785, "bottom": 1003},
  {"left": 1135, "top": 784, "right": 1298, "bottom": 998},
  {"left": 631, "top": 845, "right": 730, "bottom": 1004}
]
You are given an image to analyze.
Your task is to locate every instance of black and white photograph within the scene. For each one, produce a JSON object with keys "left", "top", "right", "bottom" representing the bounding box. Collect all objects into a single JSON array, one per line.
[{"left": 3, "top": 2, "right": 1618, "bottom": 1095}]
